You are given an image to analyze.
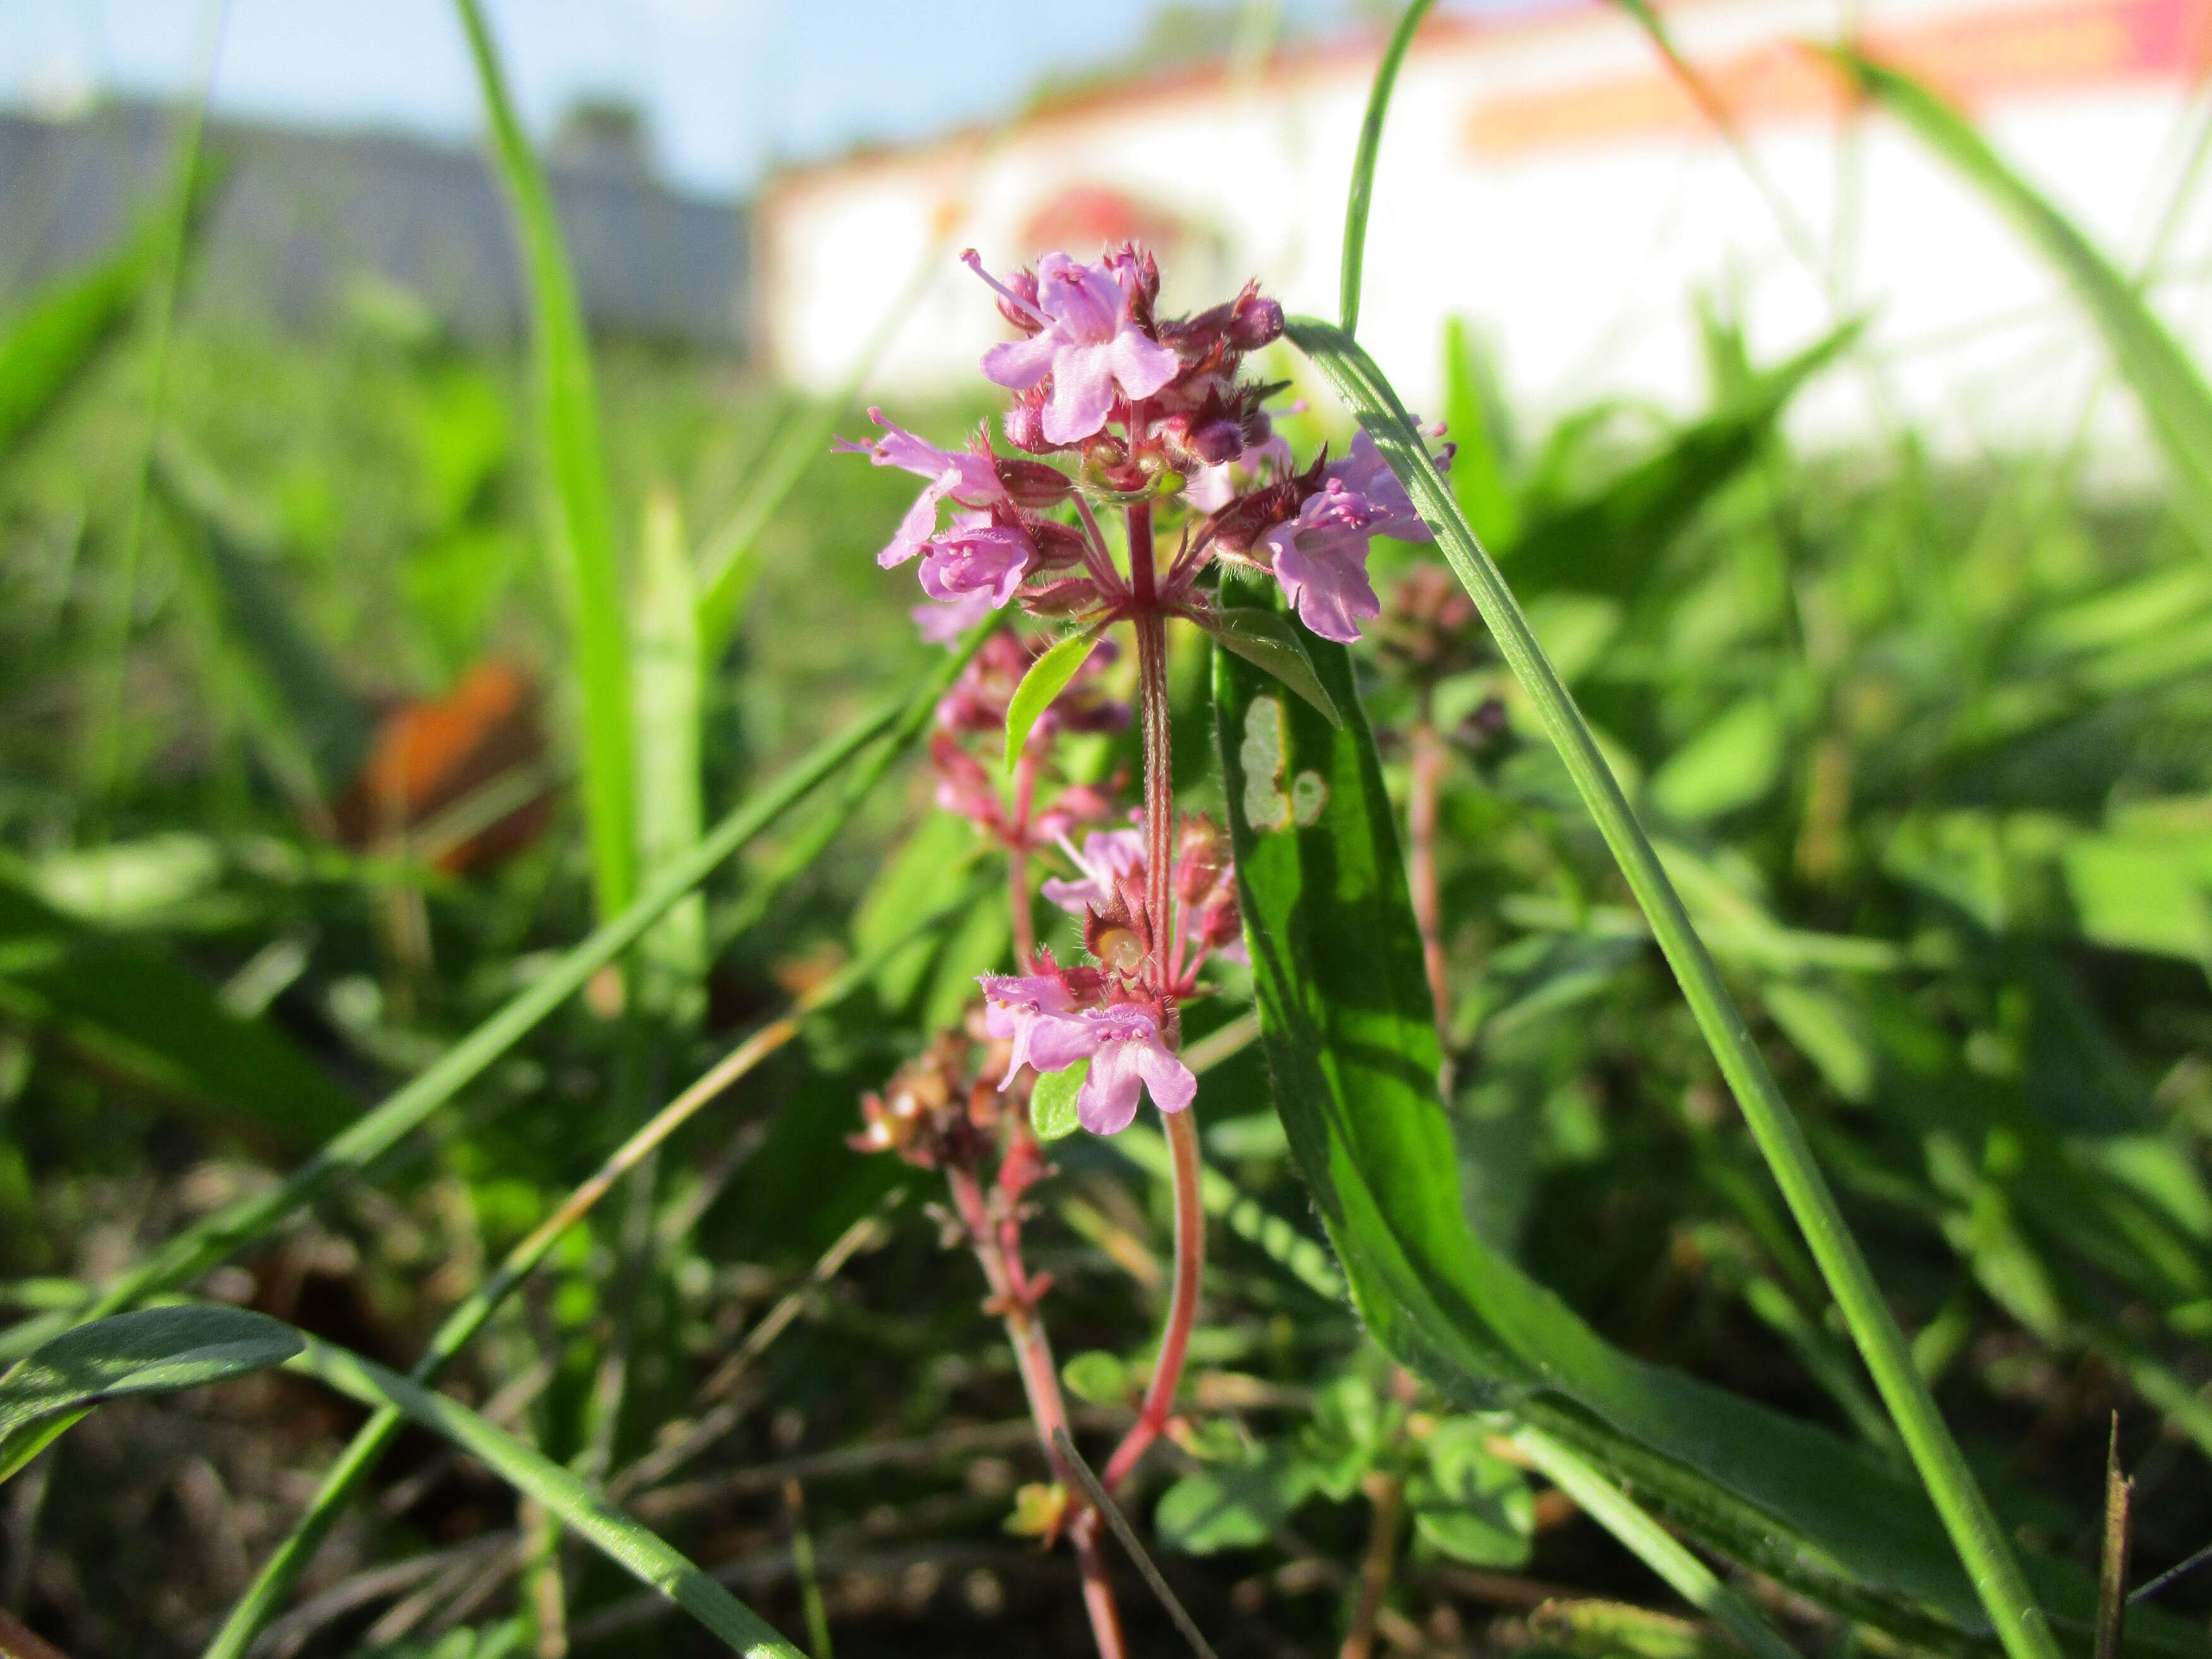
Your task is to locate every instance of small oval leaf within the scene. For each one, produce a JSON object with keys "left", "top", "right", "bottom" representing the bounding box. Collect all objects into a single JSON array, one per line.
[
  {"left": 1004, "top": 629, "right": 1102, "bottom": 772},
  {"left": 1030, "top": 1060, "right": 1088, "bottom": 1140}
]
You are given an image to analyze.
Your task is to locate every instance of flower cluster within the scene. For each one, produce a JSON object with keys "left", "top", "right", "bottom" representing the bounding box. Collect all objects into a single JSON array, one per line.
[
  {"left": 839, "top": 243, "right": 1449, "bottom": 648},
  {"left": 976, "top": 815, "right": 1241, "bottom": 1136}
]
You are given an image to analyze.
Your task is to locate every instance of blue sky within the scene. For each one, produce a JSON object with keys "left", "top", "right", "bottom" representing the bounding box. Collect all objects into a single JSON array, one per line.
[{"left": 2, "top": 0, "right": 1373, "bottom": 195}]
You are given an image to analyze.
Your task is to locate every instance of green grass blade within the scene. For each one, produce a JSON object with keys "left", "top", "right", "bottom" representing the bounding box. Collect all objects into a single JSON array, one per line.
[
  {"left": 281, "top": 1332, "right": 803, "bottom": 1656},
  {"left": 1504, "top": 1421, "right": 1800, "bottom": 1659},
  {"left": 1825, "top": 46, "right": 2212, "bottom": 557},
  {"left": 633, "top": 487, "right": 708, "bottom": 1023},
  {"left": 1284, "top": 314, "right": 2063, "bottom": 1659},
  {"left": 0, "top": 202, "right": 172, "bottom": 462},
  {"left": 456, "top": 0, "right": 636, "bottom": 919},
  {"left": 15, "top": 679, "right": 941, "bottom": 1353},
  {"left": 1338, "top": 0, "right": 1435, "bottom": 334}
]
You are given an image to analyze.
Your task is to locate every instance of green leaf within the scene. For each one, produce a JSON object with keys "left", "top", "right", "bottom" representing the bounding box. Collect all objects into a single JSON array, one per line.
[
  {"left": 1212, "top": 574, "right": 2144, "bottom": 1654},
  {"left": 1153, "top": 1451, "right": 1315, "bottom": 1554},
  {"left": 1193, "top": 607, "right": 1342, "bottom": 728},
  {"left": 1825, "top": 46, "right": 2212, "bottom": 560},
  {"left": 1407, "top": 1419, "right": 1533, "bottom": 1567},
  {"left": 1059, "top": 1350, "right": 1129, "bottom": 1406},
  {"left": 0, "top": 1308, "right": 301, "bottom": 1482},
  {"left": 1299, "top": 1371, "right": 1385, "bottom": 1500},
  {"left": 1030, "top": 1062, "right": 1087, "bottom": 1141},
  {"left": 457, "top": 0, "right": 636, "bottom": 920},
  {"left": 1648, "top": 696, "right": 1786, "bottom": 823},
  {"left": 1006, "top": 628, "right": 1103, "bottom": 772}
]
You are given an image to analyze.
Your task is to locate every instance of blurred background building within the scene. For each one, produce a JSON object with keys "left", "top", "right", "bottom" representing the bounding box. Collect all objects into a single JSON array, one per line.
[
  {"left": 762, "top": 0, "right": 2212, "bottom": 463},
  {"left": 0, "top": 95, "right": 747, "bottom": 344}
]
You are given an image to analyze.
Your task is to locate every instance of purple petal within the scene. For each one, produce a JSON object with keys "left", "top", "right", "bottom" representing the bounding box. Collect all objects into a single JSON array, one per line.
[
  {"left": 1041, "top": 874, "right": 1107, "bottom": 915},
  {"left": 1109, "top": 327, "right": 1179, "bottom": 401},
  {"left": 1042, "top": 343, "right": 1119, "bottom": 446},
  {"left": 1026, "top": 1012, "right": 1105, "bottom": 1074},
  {"left": 1134, "top": 1038, "right": 1197, "bottom": 1114},
  {"left": 1272, "top": 530, "right": 1380, "bottom": 645},
  {"left": 981, "top": 332, "right": 1057, "bottom": 391},
  {"left": 1076, "top": 1040, "right": 1146, "bottom": 1134}
]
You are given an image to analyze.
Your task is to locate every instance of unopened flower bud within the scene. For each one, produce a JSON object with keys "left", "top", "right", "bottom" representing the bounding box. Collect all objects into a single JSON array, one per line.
[
  {"left": 995, "top": 456, "right": 1073, "bottom": 509},
  {"left": 1227, "top": 293, "right": 1285, "bottom": 350}
]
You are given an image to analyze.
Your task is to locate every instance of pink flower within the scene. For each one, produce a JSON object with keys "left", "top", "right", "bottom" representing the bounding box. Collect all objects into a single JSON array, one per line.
[
  {"left": 918, "top": 512, "right": 1036, "bottom": 607},
  {"left": 836, "top": 409, "right": 1009, "bottom": 569},
  {"left": 1042, "top": 827, "right": 1147, "bottom": 916},
  {"left": 913, "top": 588, "right": 995, "bottom": 645},
  {"left": 979, "top": 971, "right": 1079, "bottom": 1086},
  {"left": 1024, "top": 1004, "right": 1196, "bottom": 1134},
  {"left": 1261, "top": 434, "right": 1433, "bottom": 644},
  {"left": 969, "top": 251, "right": 1180, "bottom": 446}
]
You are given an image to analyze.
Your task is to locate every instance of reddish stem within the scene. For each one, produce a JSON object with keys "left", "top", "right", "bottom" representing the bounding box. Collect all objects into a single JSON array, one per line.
[
  {"left": 1010, "top": 748, "right": 1040, "bottom": 961},
  {"left": 1098, "top": 1103, "right": 1205, "bottom": 1490},
  {"left": 948, "top": 1165, "right": 1126, "bottom": 1659}
]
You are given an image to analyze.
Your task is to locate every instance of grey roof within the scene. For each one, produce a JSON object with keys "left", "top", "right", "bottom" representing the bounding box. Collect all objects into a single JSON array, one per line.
[{"left": 0, "top": 99, "right": 748, "bottom": 348}]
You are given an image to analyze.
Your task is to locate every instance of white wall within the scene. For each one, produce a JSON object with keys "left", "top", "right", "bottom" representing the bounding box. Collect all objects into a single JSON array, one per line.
[{"left": 758, "top": 0, "right": 2212, "bottom": 469}]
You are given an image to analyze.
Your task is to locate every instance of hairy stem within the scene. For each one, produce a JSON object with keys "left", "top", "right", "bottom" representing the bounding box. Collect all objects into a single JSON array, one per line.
[
  {"left": 1101, "top": 1104, "right": 1205, "bottom": 1490},
  {"left": 1011, "top": 749, "right": 1039, "bottom": 961},
  {"left": 948, "top": 1167, "right": 1126, "bottom": 1659}
]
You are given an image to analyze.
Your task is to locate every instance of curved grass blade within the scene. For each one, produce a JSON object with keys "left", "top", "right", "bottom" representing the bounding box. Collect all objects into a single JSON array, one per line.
[
  {"left": 198, "top": 882, "right": 983, "bottom": 1659},
  {"left": 0, "top": 1307, "right": 300, "bottom": 1483},
  {"left": 1339, "top": 0, "right": 1436, "bottom": 334},
  {"left": 1821, "top": 46, "right": 2212, "bottom": 559},
  {"left": 1280, "top": 315, "right": 2063, "bottom": 1659},
  {"left": 456, "top": 0, "right": 636, "bottom": 918},
  {"left": 4, "top": 648, "right": 983, "bottom": 1360},
  {"left": 1504, "top": 1420, "right": 1800, "bottom": 1659},
  {"left": 279, "top": 1330, "right": 804, "bottom": 1656},
  {"left": 1006, "top": 626, "right": 1103, "bottom": 772}
]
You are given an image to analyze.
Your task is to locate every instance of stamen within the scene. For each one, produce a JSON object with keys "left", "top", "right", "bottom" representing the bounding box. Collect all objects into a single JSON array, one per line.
[{"left": 961, "top": 248, "right": 1047, "bottom": 326}]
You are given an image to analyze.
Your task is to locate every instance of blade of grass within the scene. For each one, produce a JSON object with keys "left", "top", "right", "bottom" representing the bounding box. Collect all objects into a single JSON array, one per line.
[
  {"left": 277, "top": 1331, "right": 805, "bottom": 1657},
  {"left": 1284, "top": 315, "right": 2062, "bottom": 1659},
  {"left": 633, "top": 486, "right": 708, "bottom": 1024},
  {"left": 197, "top": 884, "right": 981, "bottom": 1659},
  {"left": 1504, "top": 1421, "right": 1801, "bottom": 1659},
  {"left": 1051, "top": 1428, "right": 1222, "bottom": 1659},
  {"left": 1339, "top": 0, "right": 1435, "bottom": 335},
  {"left": 455, "top": 0, "right": 636, "bottom": 920},
  {"left": 1823, "top": 46, "right": 2212, "bottom": 560},
  {"left": 88, "top": 3, "right": 224, "bottom": 823},
  {"left": 3, "top": 640, "right": 985, "bottom": 1359}
]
